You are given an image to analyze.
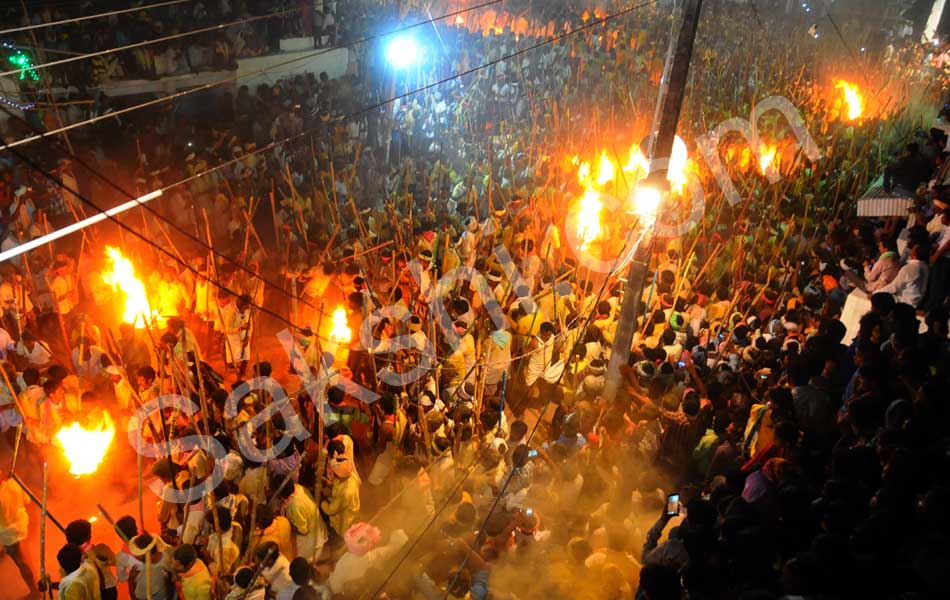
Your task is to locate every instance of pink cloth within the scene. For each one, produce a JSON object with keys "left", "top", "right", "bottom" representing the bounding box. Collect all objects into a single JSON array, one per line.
[{"left": 344, "top": 523, "right": 381, "bottom": 556}]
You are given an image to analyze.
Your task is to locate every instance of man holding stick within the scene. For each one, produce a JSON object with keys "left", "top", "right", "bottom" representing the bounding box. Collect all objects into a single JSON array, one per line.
[{"left": 0, "top": 469, "right": 37, "bottom": 597}]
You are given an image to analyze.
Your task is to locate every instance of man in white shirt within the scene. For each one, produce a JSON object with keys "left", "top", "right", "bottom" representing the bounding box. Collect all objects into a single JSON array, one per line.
[
  {"left": 255, "top": 542, "right": 293, "bottom": 597},
  {"left": 16, "top": 330, "right": 52, "bottom": 368},
  {"left": 878, "top": 238, "right": 930, "bottom": 308},
  {"left": 48, "top": 260, "right": 76, "bottom": 318},
  {"left": 927, "top": 207, "right": 950, "bottom": 312},
  {"left": 0, "top": 326, "right": 15, "bottom": 360},
  {"left": 220, "top": 295, "right": 252, "bottom": 375}
]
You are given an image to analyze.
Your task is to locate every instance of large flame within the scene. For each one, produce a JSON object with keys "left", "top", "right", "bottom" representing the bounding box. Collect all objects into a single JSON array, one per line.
[
  {"left": 835, "top": 80, "right": 863, "bottom": 121},
  {"left": 570, "top": 135, "right": 695, "bottom": 247},
  {"left": 55, "top": 412, "right": 116, "bottom": 476},
  {"left": 596, "top": 151, "right": 615, "bottom": 186},
  {"left": 576, "top": 188, "right": 604, "bottom": 251},
  {"left": 759, "top": 143, "right": 778, "bottom": 175},
  {"left": 631, "top": 186, "right": 662, "bottom": 224},
  {"left": 102, "top": 247, "right": 158, "bottom": 329},
  {"left": 329, "top": 307, "right": 352, "bottom": 343}
]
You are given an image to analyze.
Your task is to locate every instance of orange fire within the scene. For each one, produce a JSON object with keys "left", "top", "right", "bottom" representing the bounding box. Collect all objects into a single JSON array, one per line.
[
  {"left": 596, "top": 150, "right": 616, "bottom": 186},
  {"left": 55, "top": 412, "right": 116, "bottom": 476},
  {"left": 835, "top": 80, "right": 863, "bottom": 121},
  {"left": 758, "top": 143, "right": 778, "bottom": 175},
  {"left": 329, "top": 307, "right": 352, "bottom": 343},
  {"left": 621, "top": 137, "right": 691, "bottom": 194},
  {"left": 569, "top": 135, "right": 696, "bottom": 246},
  {"left": 575, "top": 156, "right": 609, "bottom": 251},
  {"left": 102, "top": 247, "right": 160, "bottom": 329},
  {"left": 575, "top": 188, "right": 604, "bottom": 251}
]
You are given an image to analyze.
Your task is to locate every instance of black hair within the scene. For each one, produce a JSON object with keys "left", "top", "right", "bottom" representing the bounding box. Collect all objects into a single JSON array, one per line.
[
  {"left": 116, "top": 516, "right": 138, "bottom": 541},
  {"left": 256, "top": 505, "right": 275, "bottom": 529},
  {"left": 173, "top": 544, "right": 198, "bottom": 568},
  {"left": 22, "top": 367, "right": 39, "bottom": 386},
  {"left": 235, "top": 567, "right": 255, "bottom": 589},
  {"left": 57, "top": 544, "right": 84, "bottom": 574},
  {"left": 326, "top": 439, "right": 346, "bottom": 457},
  {"left": 510, "top": 420, "right": 528, "bottom": 440},
  {"left": 289, "top": 556, "right": 312, "bottom": 585},
  {"left": 64, "top": 519, "right": 92, "bottom": 546}
]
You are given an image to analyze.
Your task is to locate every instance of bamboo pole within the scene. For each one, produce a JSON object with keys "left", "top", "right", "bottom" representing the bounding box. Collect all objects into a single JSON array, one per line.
[
  {"left": 137, "top": 449, "right": 144, "bottom": 527},
  {"left": 40, "top": 462, "right": 50, "bottom": 600}
]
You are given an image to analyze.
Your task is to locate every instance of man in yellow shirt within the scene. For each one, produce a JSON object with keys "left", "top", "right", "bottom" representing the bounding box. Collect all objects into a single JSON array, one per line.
[
  {"left": 250, "top": 506, "right": 294, "bottom": 560},
  {"left": 173, "top": 544, "right": 213, "bottom": 600},
  {"left": 279, "top": 482, "right": 327, "bottom": 562},
  {"left": 321, "top": 441, "right": 361, "bottom": 538},
  {"left": 0, "top": 471, "right": 37, "bottom": 595},
  {"left": 57, "top": 544, "right": 95, "bottom": 600}
]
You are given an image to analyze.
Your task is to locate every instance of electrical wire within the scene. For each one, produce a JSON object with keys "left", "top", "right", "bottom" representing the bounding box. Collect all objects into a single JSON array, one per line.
[
  {"left": 1, "top": 0, "right": 505, "bottom": 150},
  {"left": 0, "top": 6, "right": 306, "bottom": 79},
  {"left": 823, "top": 7, "right": 873, "bottom": 87},
  {"left": 0, "top": 0, "right": 192, "bottom": 36}
]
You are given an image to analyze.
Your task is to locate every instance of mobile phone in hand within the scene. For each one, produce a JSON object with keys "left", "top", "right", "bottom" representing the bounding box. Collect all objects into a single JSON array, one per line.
[{"left": 666, "top": 493, "right": 681, "bottom": 517}]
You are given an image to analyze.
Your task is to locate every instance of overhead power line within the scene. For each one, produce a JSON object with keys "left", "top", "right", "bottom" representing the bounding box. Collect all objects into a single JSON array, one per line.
[
  {"left": 1, "top": 0, "right": 505, "bottom": 150},
  {"left": 0, "top": 0, "right": 657, "bottom": 347},
  {"left": 0, "top": 0, "right": 192, "bottom": 36},
  {"left": 0, "top": 6, "right": 305, "bottom": 79}
]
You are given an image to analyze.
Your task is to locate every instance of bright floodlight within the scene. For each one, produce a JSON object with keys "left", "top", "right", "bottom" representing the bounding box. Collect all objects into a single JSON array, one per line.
[{"left": 386, "top": 36, "right": 420, "bottom": 69}]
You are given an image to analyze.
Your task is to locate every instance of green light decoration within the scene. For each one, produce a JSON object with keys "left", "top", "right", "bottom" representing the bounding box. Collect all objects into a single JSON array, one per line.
[{"left": 8, "top": 50, "right": 39, "bottom": 81}]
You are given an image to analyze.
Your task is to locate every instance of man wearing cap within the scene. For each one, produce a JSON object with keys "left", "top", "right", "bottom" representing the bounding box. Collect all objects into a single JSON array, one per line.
[
  {"left": 129, "top": 533, "right": 171, "bottom": 600},
  {"left": 485, "top": 328, "right": 513, "bottom": 396},
  {"left": 321, "top": 440, "right": 361, "bottom": 539}
]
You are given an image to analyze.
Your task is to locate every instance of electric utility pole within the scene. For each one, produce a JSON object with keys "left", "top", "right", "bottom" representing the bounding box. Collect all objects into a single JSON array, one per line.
[{"left": 602, "top": 0, "right": 705, "bottom": 402}]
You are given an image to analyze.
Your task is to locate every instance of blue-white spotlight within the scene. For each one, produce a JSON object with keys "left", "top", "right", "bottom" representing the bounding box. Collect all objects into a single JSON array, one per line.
[{"left": 386, "top": 36, "right": 420, "bottom": 69}]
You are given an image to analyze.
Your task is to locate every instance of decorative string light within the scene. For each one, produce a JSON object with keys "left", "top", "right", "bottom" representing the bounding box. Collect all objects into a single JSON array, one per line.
[
  {"left": 7, "top": 50, "right": 39, "bottom": 81},
  {"left": 3, "top": 42, "right": 39, "bottom": 81},
  {"left": 0, "top": 94, "right": 34, "bottom": 110}
]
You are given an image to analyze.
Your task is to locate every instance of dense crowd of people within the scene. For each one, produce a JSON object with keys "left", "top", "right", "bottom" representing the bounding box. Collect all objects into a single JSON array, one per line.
[
  {"left": 1, "top": 0, "right": 347, "bottom": 90},
  {"left": 1, "top": 0, "right": 950, "bottom": 599}
]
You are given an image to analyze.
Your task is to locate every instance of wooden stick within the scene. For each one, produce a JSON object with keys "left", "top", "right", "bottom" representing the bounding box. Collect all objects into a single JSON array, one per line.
[
  {"left": 137, "top": 448, "right": 144, "bottom": 528},
  {"left": 269, "top": 180, "right": 281, "bottom": 256},
  {"left": 156, "top": 221, "right": 186, "bottom": 265},
  {"left": 331, "top": 239, "right": 393, "bottom": 263},
  {"left": 40, "top": 462, "right": 50, "bottom": 599},
  {"left": 8, "top": 423, "right": 22, "bottom": 475}
]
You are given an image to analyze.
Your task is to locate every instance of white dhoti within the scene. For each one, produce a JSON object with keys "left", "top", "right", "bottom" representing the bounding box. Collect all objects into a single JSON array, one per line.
[{"left": 225, "top": 332, "right": 250, "bottom": 364}]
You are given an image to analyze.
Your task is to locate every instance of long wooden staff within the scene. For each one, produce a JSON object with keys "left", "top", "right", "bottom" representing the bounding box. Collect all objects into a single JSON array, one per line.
[{"left": 39, "top": 462, "right": 51, "bottom": 599}]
